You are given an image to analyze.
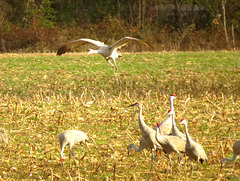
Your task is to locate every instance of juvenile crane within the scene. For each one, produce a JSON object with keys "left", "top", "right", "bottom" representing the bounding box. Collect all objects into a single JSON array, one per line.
[
  {"left": 128, "top": 102, "right": 161, "bottom": 162},
  {"left": 155, "top": 123, "right": 185, "bottom": 170},
  {"left": 221, "top": 140, "right": 240, "bottom": 168},
  {"left": 180, "top": 119, "right": 208, "bottom": 174},
  {"left": 57, "top": 36, "right": 154, "bottom": 71},
  {"left": 58, "top": 130, "right": 89, "bottom": 167}
]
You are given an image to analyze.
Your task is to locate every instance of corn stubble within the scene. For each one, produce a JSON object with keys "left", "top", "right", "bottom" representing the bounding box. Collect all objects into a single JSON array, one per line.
[{"left": 0, "top": 52, "right": 240, "bottom": 180}]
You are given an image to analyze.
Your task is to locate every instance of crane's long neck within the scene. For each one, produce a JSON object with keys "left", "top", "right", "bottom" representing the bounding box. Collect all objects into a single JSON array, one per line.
[
  {"left": 183, "top": 122, "right": 193, "bottom": 144},
  {"left": 128, "top": 143, "right": 143, "bottom": 152},
  {"left": 137, "top": 105, "right": 149, "bottom": 135},
  {"left": 171, "top": 114, "right": 175, "bottom": 126},
  {"left": 223, "top": 154, "right": 239, "bottom": 162},
  {"left": 169, "top": 97, "right": 174, "bottom": 112}
]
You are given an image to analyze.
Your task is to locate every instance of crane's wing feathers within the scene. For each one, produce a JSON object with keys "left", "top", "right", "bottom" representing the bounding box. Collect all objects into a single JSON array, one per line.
[
  {"left": 110, "top": 36, "right": 154, "bottom": 51},
  {"left": 57, "top": 38, "right": 105, "bottom": 55}
]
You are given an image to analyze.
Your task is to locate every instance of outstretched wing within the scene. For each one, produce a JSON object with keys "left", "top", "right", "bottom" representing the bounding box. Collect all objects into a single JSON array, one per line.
[
  {"left": 57, "top": 38, "right": 105, "bottom": 56},
  {"left": 110, "top": 36, "right": 154, "bottom": 51}
]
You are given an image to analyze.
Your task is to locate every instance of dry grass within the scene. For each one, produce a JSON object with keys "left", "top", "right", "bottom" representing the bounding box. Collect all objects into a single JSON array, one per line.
[{"left": 0, "top": 52, "right": 240, "bottom": 180}]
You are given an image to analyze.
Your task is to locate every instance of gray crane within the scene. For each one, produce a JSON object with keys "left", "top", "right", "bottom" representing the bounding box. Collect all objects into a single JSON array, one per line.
[
  {"left": 58, "top": 130, "right": 89, "bottom": 167},
  {"left": 128, "top": 102, "right": 161, "bottom": 163},
  {"left": 221, "top": 140, "right": 240, "bottom": 168},
  {"left": 155, "top": 122, "right": 185, "bottom": 171},
  {"left": 0, "top": 130, "right": 8, "bottom": 144},
  {"left": 180, "top": 119, "right": 208, "bottom": 174},
  {"left": 57, "top": 36, "right": 154, "bottom": 72}
]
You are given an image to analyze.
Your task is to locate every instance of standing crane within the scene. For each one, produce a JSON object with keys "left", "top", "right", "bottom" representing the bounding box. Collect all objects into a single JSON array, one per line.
[
  {"left": 180, "top": 119, "right": 208, "bottom": 174},
  {"left": 58, "top": 130, "right": 89, "bottom": 167},
  {"left": 155, "top": 123, "right": 185, "bottom": 171},
  {"left": 57, "top": 36, "right": 154, "bottom": 72},
  {"left": 221, "top": 140, "right": 240, "bottom": 168},
  {"left": 0, "top": 130, "right": 8, "bottom": 144},
  {"left": 128, "top": 102, "right": 162, "bottom": 165}
]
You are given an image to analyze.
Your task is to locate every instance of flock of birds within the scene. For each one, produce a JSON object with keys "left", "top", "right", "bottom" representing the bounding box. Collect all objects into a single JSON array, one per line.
[{"left": 0, "top": 36, "right": 239, "bottom": 174}]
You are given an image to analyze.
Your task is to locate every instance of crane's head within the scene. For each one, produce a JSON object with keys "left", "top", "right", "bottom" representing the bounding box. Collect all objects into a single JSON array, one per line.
[
  {"left": 180, "top": 119, "right": 187, "bottom": 125},
  {"left": 169, "top": 94, "right": 176, "bottom": 100},
  {"left": 221, "top": 158, "right": 227, "bottom": 168},
  {"left": 167, "top": 109, "right": 173, "bottom": 115},
  {"left": 157, "top": 122, "right": 161, "bottom": 127},
  {"left": 87, "top": 48, "right": 97, "bottom": 55}
]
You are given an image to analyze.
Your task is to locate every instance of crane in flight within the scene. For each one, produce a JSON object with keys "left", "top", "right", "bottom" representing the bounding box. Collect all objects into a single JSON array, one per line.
[{"left": 57, "top": 36, "right": 154, "bottom": 72}]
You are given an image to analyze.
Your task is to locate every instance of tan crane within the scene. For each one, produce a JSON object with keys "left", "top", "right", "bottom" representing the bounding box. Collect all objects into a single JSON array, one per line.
[
  {"left": 180, "top": 119, "right": 208, "bottom": 174},
  {"left": 127, "top": 102, "right": 161, "bottom": 164},
  {"left": 155, "top": 122, "right": 185, "bottom": 171},
  {"left": 221, "top": 140, "right": 240, "bottom": 168},
  {"left": 58, "top": 130, "right": 89, "bottom": 167},
  {"left": 57, "top": 36, "right": 154, "bottom": 72}
]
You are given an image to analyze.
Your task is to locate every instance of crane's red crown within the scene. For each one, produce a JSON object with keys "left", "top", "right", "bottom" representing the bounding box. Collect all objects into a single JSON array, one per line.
[
  {"left": 168, "top": 109, "right": 171, "bottom": 113},
  {"left": 88, "top": 49, "right": 91, "bottom": 52},
  {"left": 180, "top": 119, "right": 185, "bottom": 122},
  {"left": 171, "top": 94, "right": 176, "bottom": 97},
  {"left": 157, "top": 122, "right": 161, "bottom": 127}
]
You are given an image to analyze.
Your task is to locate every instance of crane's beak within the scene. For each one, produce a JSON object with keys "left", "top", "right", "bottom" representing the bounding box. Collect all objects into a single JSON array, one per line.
[{"left": 127, "top": 102, "right": 138, "bottom": 107}]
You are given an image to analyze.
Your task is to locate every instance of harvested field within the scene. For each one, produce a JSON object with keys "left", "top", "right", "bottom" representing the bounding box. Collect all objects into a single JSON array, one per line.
[{"left": 0, "top": 52, "right": 240, "bottom": 180}]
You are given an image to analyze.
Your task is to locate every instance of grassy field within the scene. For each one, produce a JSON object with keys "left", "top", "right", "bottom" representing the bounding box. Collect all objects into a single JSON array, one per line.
[{"left": 0, "top": 51, "right": 240, "bottom": 180}]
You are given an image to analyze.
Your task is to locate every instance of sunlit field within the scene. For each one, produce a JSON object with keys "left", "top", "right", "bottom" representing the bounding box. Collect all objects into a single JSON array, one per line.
[{"left": 0, "top": 52, "right": 240, "bottom": 180}]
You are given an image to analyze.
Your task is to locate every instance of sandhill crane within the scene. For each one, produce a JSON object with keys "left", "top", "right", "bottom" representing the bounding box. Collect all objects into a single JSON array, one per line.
[
  {"left": 180, "top": 119, "right": 208, "bottom": 174},
  {"left": 128, "top": 102, "right": 161, "bottom": 164},
  {"left": 57, "top": 36, "right": 154, "bottom": 72},
  {"left": 0, "top": 130, "right": 8, "bottom": 144},
  {"left": 58, "top": 130, "right": 89, "bottom": 167},
  {"left": 221, "top": 140, "right": 240, "bottom": 168},
  {"left": 153, "top": 109, "right": 173, "bottom": 134},
  {"left": 155, "top": 123, "right": 185, "bottom": 171}
]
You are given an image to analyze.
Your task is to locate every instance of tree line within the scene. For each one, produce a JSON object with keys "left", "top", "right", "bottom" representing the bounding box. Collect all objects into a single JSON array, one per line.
[{"left": 0, "top": 0, "right": 239, "bottom": 51}]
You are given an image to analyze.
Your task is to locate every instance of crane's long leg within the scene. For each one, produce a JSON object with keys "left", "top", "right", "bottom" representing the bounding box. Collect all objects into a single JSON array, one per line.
[
  {"left": 112, "top": 58, "right": 118, "bottom": 73},
  {"left": 168, "top": 153, "right": 172, "bottom": 174},
  {"left": 191, "top": 161, "right": 193, "bottom": 175},
  {"left": 151, "top": 149, "right": 156, "bottom": 171},
  {"left": 177, "top": 152, "right": 182, "bottom": 168}
]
